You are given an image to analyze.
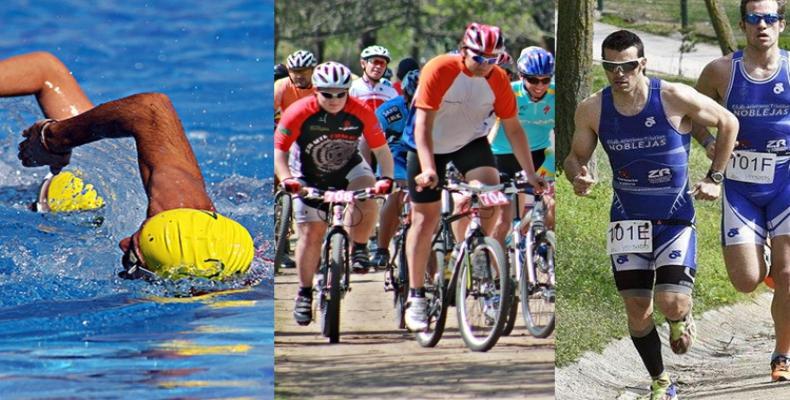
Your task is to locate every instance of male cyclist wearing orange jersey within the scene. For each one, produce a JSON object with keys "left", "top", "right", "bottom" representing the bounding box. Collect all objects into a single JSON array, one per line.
[
  {"left": 402, "top": 23, "right": 545, "bottom": 331},
  {"left": 274, "top": 62, "right": 394, "bottom": 325},
  {"left": 274, "top": 50, "right": 317, "bottom": 124}
]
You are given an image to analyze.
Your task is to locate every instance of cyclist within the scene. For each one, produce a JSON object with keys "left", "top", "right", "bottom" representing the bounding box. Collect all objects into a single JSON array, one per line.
[
  {"left": 489, "top": 46, "right": 556, "bottom": 249},
  {"left": 402, "top": 23, "right": 545, "bottom": 331},
  {"left": 694, "top": 0, "right": 790, "bottom": 382},
  {"left": 274, "top": 63, "right": 288, "bottom": 81},
  {"left": 393, "top": 57, "right": 419, "bottom": 95},
  {"left": 274, "top": 62, "right": 394, "bottom": 325},
  {"left": 274, "top": 49, "right": 318, "bottom": 124},
  {"left": 564, "top": 30, "right": 738, "bottom": 399},
  {"left": 350, "top": 45, "right": 399, "bottom": 112},
  {"left": 370, "top": 69, "right": 420, "bottom": 268}
]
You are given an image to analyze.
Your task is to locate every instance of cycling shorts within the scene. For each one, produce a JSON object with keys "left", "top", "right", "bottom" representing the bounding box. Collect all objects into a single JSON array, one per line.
[
  {"left": 494, "top": 149, "right": 546, "bottom": 178},
  {"left": 294, "top": 161, "right": 374, "bottom": 224},
  {"left": 407, "top": 136, "right": 496, "bottom": 203},
  {"left": 721, "top": 180, "right": 790, "bottom": 246}
]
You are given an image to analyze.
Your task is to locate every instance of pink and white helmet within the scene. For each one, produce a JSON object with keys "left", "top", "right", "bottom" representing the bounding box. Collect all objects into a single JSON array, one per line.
[
  {"left": 463, "top": 23, "right": 505, "bottom": 56},
  {"left": 311, "top": 62, "right": 352, "bottom": 89}
]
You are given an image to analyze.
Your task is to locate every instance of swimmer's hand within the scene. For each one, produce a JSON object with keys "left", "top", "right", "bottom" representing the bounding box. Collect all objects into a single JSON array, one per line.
[{"left": 18, "top": 119, "right": 71, "bottom": 174}]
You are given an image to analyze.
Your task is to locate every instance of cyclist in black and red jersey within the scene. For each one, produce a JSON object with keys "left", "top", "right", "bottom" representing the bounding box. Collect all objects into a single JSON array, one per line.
[{"left": 274, "top": 61, "right": 394, "bottom": 325}]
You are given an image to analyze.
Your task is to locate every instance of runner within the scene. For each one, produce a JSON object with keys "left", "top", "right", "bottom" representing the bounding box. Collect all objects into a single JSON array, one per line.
[
  {"left": 273, "top": 62, "right": 394, "bottom": 325},
  {"left": 402, "top": 22, "right": 545, "bottom": 331},
  {"left": 564, "top": 30, "right": 738, "bottom": 399},
  {"left": 274, "top": 49, "right": 318, "bottom": 124},
  {"left": 18, "top": 91, "right": 255, "bottom": 280},
  {"left": 370, "top": 69, "right": 420, "bottom": 268},
  {"left": 694, "top": 0, "right": 790, "bottom": 382},
  {"left": 489, "top": 46, "right": 556, "bottom": 249}
]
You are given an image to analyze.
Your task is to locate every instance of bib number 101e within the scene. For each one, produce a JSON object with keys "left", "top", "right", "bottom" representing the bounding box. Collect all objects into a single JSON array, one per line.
[
  {"left": 726, "top": 151, "right": 776, "bottom": 184},
  {"left": 607, "top": 220, "right": 652, "bottom": 255}
]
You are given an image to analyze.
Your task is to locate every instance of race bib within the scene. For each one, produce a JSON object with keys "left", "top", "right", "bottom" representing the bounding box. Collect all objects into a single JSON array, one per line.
[
  {"left": 323, "top": 190, "right": 353, "bottom": 204},
  {"left": 478, "top": 191, "right": 509, "bottom": 207},
  {"left": 726, "top": 151, "right": 776, "bottom": 184},
  {"left": 607, "top": 220, "right": 652, "bottom": 255}
]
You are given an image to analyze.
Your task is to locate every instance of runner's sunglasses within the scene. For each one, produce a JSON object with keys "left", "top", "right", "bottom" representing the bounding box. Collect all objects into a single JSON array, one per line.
[
  {"left": 318, "top": 91, "right": 348, "bottom": 99},
  {"left": 467, "top": 49, "right": 499, "bottom": 65},
  {"left": 744, "top": 12, "right": 784, "bottom": 25},
  {"left": 523, "top": 75, "right": 552, "bottom": 85},
  {"left": 601, "top": 59, "right": 641, "bottom": 73}
]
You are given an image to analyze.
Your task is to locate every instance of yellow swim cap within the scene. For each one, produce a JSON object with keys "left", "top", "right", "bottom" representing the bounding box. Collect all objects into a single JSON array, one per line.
[
  {"left": 38, "top": 171, "right": 105, "bottom": 213},
  {"left": 138, "top": 208, "right": 254, "bottom": 280}
]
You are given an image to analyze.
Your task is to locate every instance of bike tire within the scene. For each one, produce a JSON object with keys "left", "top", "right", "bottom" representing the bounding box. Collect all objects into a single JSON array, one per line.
[
  {"left": 415, "top": 243, "right": 450, "bottom": 347},
  {"left": 393, "top": 232, "right": 410, "bottom": 330},
  {"left": 502, "top": 276, "right": 519, "bottom": 336},
  {"left": 521, "top": 233, "right": 555, "bottom": 338},
  {"left": 273, "top": 190, "right": 293, "bottom": 274},
  {"left": 456, "top": 236, "right": 510, "bottom": 352},
  {"left": 321, "top": 233, "right": 345, "bottom": 343}
]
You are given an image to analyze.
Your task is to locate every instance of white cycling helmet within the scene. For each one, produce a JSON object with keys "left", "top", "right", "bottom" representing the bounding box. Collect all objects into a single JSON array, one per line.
[
  {"left": 360, "top": 45, "right": 391, "bottom": 62},
  {"left": 311, "top": 62, "right": 352, "bottom": 89},
  {"left": 286, "top": 50, "right": 317, "bottom": 69}
]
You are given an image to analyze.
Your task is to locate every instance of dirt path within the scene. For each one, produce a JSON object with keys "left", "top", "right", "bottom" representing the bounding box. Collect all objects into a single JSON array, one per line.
[
  {"left": 275, "top": 267, "right": 555, "bottom": 399},
  {"left": 556, "top": 292, "right": 790, "bottom": 399}
]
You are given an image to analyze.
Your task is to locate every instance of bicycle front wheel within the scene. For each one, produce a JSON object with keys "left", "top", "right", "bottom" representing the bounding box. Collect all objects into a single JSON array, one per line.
[
  {"left": 521, "top": 232, "right": 555, "bottom": 338},
  {"left": 273, "top": 190, "right": 293, "bottom": 274},
  {"left": 320, "top": 233, "right": 346, "bottom": 343},
  {"left": 456, "top": 236, "right": 510, "bottom": 352},
  {"left": 392, "top": 232, "right": 410, "bottom": 330}
]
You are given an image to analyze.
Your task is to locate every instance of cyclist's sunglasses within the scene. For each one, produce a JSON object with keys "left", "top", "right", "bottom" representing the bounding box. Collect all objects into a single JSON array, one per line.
[
  {"left": 365, "top": 58, "right": 388, "bottom": 67},
  {"left": 524, "top": 75, "right": 552, "bottom": 85},
  {"left": 318, "top": 91, "right": 348, "bottom": 99},
  {"left": 744, "top": 12, "right": 784, "bottom": 25},
  {"left": 467, "top": 49, "right": 499, "bottom": 65},
  {"left": 601, "top": 59, "right": 641, "bottom": 73}
]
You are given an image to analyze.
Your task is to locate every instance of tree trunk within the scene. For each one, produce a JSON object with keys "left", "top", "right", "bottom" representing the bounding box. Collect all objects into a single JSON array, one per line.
[
  {"left": 555, "top": 0, "right": 595, "bottom": 175},
  {"left": 705, "top": 0, "right": 737, "bottom": 55}
]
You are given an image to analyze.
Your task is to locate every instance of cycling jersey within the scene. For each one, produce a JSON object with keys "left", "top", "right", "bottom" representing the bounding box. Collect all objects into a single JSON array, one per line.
[
  {"left": 375, "top": 95, "right": 411, "bottom": 180},
  {"left": 721, "top": 49, "right": 790, "bottom": 245},
  {"left": 275, "top": 95, "right": 387, "bottom": 188},
  {"left": 600, "top": 78, "right": 695, "bottom": 223},
  {"left": 274, "top": 77, "right": 315, "bottom": 123},
  {"left": 490, "top": 81, "right": 554, "bottom": 154},
  {"left": 402, "top": 54, "right": 516, "bottom": 154},
  {"left": 349, "top": 76, "right": 398, "bottom": 111}
]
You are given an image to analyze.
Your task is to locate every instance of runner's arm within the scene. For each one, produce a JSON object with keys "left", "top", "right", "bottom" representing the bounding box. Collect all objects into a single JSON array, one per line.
[
  {"left": 691, "top": 58, "right": 731, "bottom": 160},
  {"left": 563, "top": 96, "right": 598, "bottom": 182}
]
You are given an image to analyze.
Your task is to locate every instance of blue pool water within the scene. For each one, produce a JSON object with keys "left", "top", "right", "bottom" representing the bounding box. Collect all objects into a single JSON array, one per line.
[{"left": 0, "top": 1, "right": 273, "bottom": 398}]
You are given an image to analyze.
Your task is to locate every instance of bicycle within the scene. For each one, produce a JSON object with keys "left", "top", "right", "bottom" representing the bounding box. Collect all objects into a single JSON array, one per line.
[
  {"left": 384, "top": 190, "right": 410, "bottom": 329},
  {"left": 299, "top": 186, "right": 377, "bottom": 343},
  {"left": 415, "top": 165, "right": 512, "bottom": 352},
  {"left": 273, "top": 189, "right": 293, "bottom": 274},
  {"left": 501, "top": 174, "right": 555, "bottom": 338}
]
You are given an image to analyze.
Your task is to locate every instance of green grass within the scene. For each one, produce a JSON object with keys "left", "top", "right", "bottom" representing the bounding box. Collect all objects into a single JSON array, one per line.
[{"left": 554, "top": 68, "right": 756, "bottom": 367}]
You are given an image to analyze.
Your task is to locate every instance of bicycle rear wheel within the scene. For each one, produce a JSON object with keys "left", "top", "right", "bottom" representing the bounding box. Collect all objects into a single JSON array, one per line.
[
  {"left": 415, "top": 243, "right": 450, "bottom": 347},
  {"left": 273, "top": 190, "right": 293, "bottom": 274},
  {"left": 456, "top": 236, "right": 510, "bottom": 352},
  {"left": 521, "top": 232, "right": 555, "bottom": 338},
  {"left": 320, "top": 233, "right": 346, "bottom": 343}
]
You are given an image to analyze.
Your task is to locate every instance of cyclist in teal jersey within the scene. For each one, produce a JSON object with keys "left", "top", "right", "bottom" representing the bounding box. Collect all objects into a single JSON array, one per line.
[{"left": 490, "top": 46, "right": 556, "bottom": 247}]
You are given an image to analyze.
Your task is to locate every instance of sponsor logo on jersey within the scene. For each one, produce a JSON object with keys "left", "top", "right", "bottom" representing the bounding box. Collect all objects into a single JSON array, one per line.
[
  {"left": 606, "top": 135, "right": 667, "bottom": 151},
  {"left": 543, "top": 105, "right": 551, "bottom": 115},
  {"left": 644, "top": 116, "right": 656, "bottom": 127},
  {"left": 730, "top": 103, "right": 790, "bottom": 118},
  {"left": 727, "top": 228, "right": 739, "bottom": 238},
  {"left": 338, "top": 120, "right": 360, "bottom": 131},
  {"left": 767, "top": 138, "right": 788, "bottom": 152},
  {"left": 669, "top": 250, "right": 682, "bottom": 259},
  {"left": 616, "top": 255, "right": 629, "bottom": 264},
  {"left": 647, "top": 167, "right": 672, "bottom": 184},
  {"left": 774, "top": 82, "right": 785, "bottom": 95}
]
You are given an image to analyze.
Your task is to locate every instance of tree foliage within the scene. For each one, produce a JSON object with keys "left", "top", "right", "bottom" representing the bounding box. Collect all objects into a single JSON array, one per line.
[{"left": 276, "top": 0, "right": 556, "bottom": 74}]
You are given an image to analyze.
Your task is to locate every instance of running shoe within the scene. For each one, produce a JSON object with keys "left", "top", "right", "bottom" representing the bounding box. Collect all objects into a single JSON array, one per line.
[
  {"left": 351, "top": 246, "right": 371, "bottom": 273},
  {"left": 771, "top": 355, "right": 790, "bottom": 382},
  {"left": 370, "top": 247, "right": 390, "bottom": 269},
  {"left": 405, "top": 296, "right": 428, "bottom": 331},
  {"left": 669, "top": 311, "right": 696, "bottom": 355},
  {"left": 643, "top": 373, "right": 678, "bottom": 400},
  {"left": 293, "top": 294, "right": 312, "bottom": 326}
]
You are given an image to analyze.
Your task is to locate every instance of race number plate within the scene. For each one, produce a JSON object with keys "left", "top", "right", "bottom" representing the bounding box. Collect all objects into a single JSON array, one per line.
[
  {"left": 323, "top": 190, "right": 353, "bottom": 203},
  {"left": 606, "top": 220, "right": 652, "bottom": 255},
  {"left": 479, "top": 191, "right": 509, "bottom": 207},
  {"left": 726, "top": 151, "right": 776, "bottom": 184}
]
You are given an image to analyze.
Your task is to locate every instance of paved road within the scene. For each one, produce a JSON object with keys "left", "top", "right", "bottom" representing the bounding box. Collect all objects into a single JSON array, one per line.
[
  {"left": 594, "top": 22, "right": 723, "bottom": 79},
  {"left": 275, "top": 267, "right": 555, "bottom": 399}
]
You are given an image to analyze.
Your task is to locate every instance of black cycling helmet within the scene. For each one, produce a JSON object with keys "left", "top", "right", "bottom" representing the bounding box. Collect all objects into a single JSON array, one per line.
[
  {"left": 274, "top": 63, "right": 288, "bottom": 81},
  {"left": 396, "top": 57, "right": 419, "bottom": 81}
]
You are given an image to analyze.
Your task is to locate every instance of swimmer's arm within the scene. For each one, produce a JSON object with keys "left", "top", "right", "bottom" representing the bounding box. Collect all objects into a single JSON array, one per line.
[{"left": 671, "top": 83, "right": 738, "bottom": 173}]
